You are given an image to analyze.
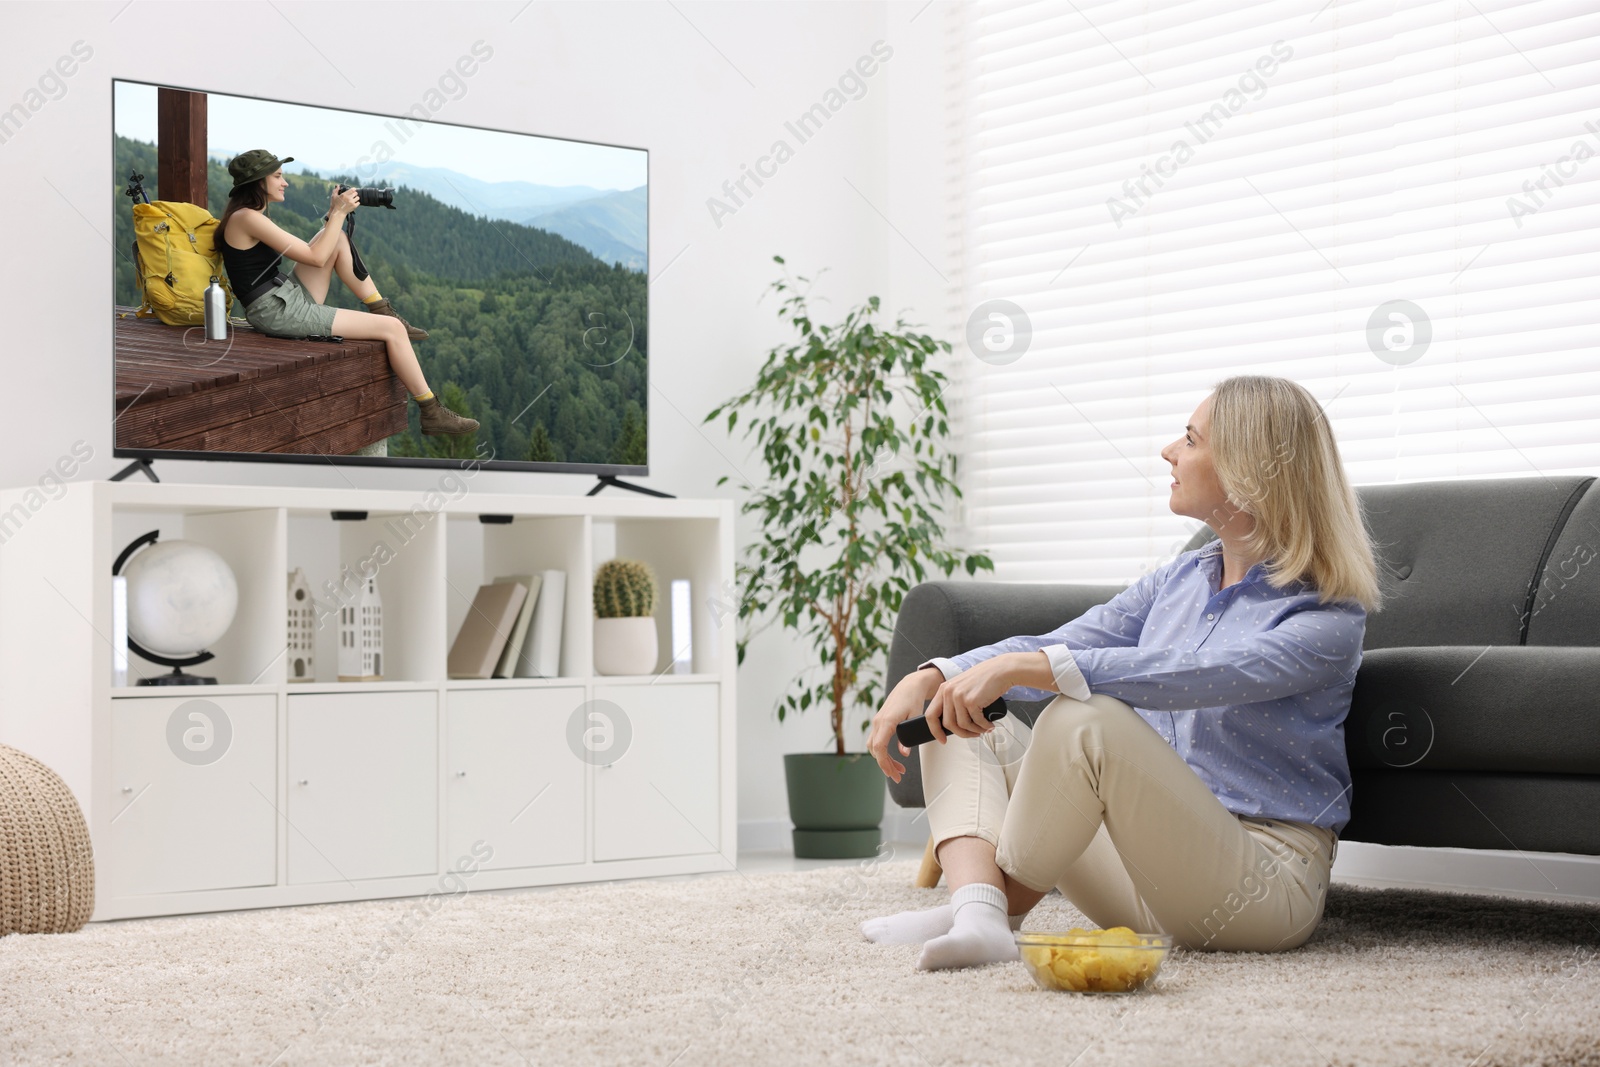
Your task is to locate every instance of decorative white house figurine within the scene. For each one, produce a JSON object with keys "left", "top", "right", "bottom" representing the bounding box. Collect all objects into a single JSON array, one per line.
[
  {"left": 286, "top": 568, "right": 316, "bottom": 682},
  {"left": 337, "top": 574, "right": 384, "bottom": 681}
]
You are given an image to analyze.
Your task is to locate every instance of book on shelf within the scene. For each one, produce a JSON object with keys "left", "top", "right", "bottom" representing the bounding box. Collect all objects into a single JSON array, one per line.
[
  {"left": 447, "top": 581, "right": 528, "bottom": 679},
  {"left": 491, "top": 574, "right": 542, "bottom": 678},
  {"left": 514, "top": 569, "right": 566, "bottom": 678}
]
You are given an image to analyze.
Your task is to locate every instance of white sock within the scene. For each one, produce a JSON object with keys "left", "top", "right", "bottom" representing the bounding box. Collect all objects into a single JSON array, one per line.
[
  {"left": 917, "top": 883, "right": 1021, "bottom": 971},
  {"left": 859, "top": 903, "right": 1025, "bottom": 945}
]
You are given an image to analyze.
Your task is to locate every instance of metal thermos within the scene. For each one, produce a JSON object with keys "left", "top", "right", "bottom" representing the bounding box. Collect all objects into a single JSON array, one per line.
[{"left": 204, "top": 276, "right": 227, "bottom": 341}]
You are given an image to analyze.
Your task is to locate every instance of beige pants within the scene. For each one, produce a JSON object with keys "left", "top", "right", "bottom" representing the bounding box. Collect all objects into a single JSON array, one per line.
[{"left": 921, "top": 693, "right": 1339, "bottom": 952}]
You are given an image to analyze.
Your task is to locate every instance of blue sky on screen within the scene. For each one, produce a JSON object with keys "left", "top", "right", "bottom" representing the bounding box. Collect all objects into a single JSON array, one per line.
[{"left": 113, "top": 81, "right": 646, "bottom": 191}]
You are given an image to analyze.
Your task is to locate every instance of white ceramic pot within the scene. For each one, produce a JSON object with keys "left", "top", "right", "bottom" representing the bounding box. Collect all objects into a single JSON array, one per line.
[{"left": 593, "top": 617, "right": 658, "bottom": 676}]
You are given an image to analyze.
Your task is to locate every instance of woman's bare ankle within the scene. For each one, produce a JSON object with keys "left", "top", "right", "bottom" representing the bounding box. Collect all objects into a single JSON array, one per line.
[{"left": 935, "top": 835, "right": 1006, "bottom": 894}]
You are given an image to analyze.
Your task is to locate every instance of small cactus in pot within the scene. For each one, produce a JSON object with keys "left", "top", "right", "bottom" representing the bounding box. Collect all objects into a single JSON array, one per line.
[
  {"left": 594, "top": 559, "right": 658, "bottom": 618},
  {"left": 593, "top": 558, "right": 660, "bottom": 675}
]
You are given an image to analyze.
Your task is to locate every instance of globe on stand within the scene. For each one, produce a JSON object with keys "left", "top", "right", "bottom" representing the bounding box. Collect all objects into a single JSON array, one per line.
[{"left": 113, "top": 531, "right": 239, "bottom": 685}]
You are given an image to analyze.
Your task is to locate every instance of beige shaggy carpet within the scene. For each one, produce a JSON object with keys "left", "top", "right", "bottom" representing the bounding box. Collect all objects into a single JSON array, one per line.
[{"left": 2, "top": 856, "right": 1598, "bottom": 1066}]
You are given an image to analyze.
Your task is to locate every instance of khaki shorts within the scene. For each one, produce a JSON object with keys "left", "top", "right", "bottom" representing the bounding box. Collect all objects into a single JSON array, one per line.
[{"left": 244, "top": 272, "right": 338, "bottom": 338}]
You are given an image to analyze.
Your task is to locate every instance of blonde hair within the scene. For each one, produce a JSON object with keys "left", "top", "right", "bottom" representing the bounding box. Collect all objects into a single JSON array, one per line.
[{"left": 1206, "top": 375, "right": 1382, "bottom": 611}]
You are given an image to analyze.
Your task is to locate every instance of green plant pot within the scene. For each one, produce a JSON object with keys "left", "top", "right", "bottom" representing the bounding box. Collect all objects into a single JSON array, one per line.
[{"left": 783, "top": 752, "right": 886, "bottom": 859}]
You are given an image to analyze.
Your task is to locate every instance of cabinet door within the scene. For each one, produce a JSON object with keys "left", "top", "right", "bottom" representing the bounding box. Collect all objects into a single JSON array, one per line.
[
  {"left": 287, "top": 691, "right": 437, "bottom": 884},
  {"left": 592, "top": 683, "right": 719, "bottom": 862},
  {"left": 109, "top": 695, "right": 277, "bottom": 896},
  {"left": 445, "top": 688, "right": 585, "bottom": 870}
]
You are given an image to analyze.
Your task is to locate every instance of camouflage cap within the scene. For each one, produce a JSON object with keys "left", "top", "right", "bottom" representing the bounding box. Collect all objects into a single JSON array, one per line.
[{"left": 227, "top": 149, "right": 294, "bottom": 193}]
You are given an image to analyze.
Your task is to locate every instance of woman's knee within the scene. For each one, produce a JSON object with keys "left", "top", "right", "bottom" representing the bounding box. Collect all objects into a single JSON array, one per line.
[
  {"left": 1030, "top": 693, "right": 1137, "bottom": 746},
  {"left": 358, "top": 315, "right": 406, "bottom": 345}
]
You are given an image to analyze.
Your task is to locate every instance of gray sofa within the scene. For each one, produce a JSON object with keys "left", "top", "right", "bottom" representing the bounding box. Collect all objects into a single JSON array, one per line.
[{"left": 886, "top": 476, "right": 1600, "bottom": 857}]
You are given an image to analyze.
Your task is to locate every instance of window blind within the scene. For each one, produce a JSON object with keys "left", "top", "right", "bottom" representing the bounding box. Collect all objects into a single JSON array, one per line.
[{"left": 947, "top": 0, "right": 1600, "bottom": 585}]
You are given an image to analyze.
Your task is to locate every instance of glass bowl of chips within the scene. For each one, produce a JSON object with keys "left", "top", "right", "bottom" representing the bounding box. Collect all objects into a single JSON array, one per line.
[{"left": 1014, "top": 927, "right": 1172, "bottom": 993}]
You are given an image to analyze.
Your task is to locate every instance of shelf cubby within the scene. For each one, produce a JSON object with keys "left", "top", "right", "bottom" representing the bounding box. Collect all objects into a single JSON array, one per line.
[
  {"left": 109, "top": 505, "right": 286, "bottom": 687},
  {"left": 444, "top": 513, "right": 589, "bottom": 679},
  {"left": 286, "top": 507, "right": 446, "bottom": 683},
  {"left": 600, "top": 516, "right": 727, "bottom": 676}
]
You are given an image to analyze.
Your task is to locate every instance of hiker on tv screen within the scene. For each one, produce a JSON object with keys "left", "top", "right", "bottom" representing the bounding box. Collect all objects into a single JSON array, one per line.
[{"left": 216, "top": 149, "right": 477, "bottom": 437}]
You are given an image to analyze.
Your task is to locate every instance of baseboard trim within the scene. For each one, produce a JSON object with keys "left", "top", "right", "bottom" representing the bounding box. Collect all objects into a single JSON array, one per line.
[
  {"left": 1331, "top": 840, "right": 1600, "bottom": 903},
  {"left": 739, "top": 816, "right": 1600, "bottom": 903}
]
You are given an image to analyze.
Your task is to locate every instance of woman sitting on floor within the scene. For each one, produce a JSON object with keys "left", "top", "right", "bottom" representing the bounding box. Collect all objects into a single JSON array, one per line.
[{"left": 865, "top": 374, "right": 1381, "bottom": 971}]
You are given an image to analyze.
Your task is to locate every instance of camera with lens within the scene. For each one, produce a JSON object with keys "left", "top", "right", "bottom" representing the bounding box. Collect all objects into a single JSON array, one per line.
[{"left": 336, "top": 184, "right": 396, "bottom": 209}]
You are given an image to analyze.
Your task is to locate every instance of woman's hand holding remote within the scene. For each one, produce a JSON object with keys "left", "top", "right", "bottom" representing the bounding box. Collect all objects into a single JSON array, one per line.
[
  {"left": 918, "top": 655, "right": 1015, "bottom": 743},
  {"left": 867, "top": 657, "right": 1019, "bottom": 782},
  {"left": 896, "top": 696, "right": 1008, "bottom": 749}
]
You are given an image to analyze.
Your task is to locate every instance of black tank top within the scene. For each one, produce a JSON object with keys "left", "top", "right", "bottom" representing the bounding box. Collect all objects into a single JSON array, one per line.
[{"left": 219, "top": 217, "right": 284, "bottom": 296}]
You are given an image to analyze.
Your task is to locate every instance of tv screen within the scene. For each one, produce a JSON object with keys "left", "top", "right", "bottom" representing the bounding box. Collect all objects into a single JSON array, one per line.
[{"left": 111, "top": 78, "right": 648, "bottom": 475}]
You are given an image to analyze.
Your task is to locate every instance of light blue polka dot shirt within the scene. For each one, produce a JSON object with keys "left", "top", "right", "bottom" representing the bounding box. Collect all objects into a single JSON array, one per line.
[{"left": 918, "top": 540, "right": 1363, "bottom": 835}]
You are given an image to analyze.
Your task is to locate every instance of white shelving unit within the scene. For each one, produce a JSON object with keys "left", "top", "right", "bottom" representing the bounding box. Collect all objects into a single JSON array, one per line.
[{"left": 0, "top": 480, "right": 736, "bottom": 920}]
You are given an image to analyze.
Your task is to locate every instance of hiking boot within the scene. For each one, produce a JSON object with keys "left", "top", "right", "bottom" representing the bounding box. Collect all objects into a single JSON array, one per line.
[
  {"left": 417, "top": 394, "right": 479, "bottom": 436},
  {"left": 366, "top": 298, "right": 428, "bottom": 340}
]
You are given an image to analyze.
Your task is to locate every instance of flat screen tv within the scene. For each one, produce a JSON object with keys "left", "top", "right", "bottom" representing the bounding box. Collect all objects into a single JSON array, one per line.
[{"left": 111, "top": 78, "right": 648, "bottom": 480}]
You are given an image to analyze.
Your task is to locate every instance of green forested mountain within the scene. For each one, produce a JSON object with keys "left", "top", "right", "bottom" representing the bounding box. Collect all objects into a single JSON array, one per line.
[{"left": 113, "top": 136, "right": 648, "bottom": 467}]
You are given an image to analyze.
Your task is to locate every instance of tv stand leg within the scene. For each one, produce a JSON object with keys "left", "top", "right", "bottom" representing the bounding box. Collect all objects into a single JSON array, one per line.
[
  {"left": 111, "top": 458, "right": 160, "bottom": 483},
  {"left": 586, "top": 474, "right": 674, "bottom": 498}
]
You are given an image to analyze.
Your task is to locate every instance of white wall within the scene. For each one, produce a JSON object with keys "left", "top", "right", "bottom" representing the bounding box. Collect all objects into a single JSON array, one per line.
[{"left": 0, "top": 0, "right": 968, "bottom": 834}]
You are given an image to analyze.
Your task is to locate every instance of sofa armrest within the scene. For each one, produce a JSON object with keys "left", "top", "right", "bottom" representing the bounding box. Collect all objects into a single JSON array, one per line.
[
  {"left": 1348, "top": 645, "right": 1600, "bottom": 774},
  {"left": 885, "top": 580, "right": 1127, "bottom": 809}
]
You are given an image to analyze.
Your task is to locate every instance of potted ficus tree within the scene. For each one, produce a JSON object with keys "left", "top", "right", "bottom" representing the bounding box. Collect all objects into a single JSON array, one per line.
[{"left": 704, "top": 256, "right": 993, "bottom": 858}]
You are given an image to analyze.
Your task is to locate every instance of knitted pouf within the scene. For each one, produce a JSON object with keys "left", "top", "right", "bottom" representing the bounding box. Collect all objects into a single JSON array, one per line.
[{"left": 0, "top": 744, "right": 95, "bottom": 935}]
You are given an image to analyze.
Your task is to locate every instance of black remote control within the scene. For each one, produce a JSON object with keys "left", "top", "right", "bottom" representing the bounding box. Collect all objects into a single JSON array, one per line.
[{"left": 896, "top": 696, "right": 1009, "bottom": 747}]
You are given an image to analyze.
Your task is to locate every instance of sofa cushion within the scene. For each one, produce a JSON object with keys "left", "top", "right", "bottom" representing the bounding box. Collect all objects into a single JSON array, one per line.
[
  {"left": 1186, "top": 477, "right": 1594, "bottom": 650},
  {"left": 1358, "top": 478, "right": 1594, "bottom": 650},
  {"left": 1347, "top": 646, "right": 1600, "bottom": 773}
]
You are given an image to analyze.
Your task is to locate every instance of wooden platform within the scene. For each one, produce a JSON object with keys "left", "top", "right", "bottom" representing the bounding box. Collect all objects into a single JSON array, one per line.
[{"left": 113, "top": 307, "right": 409, "bottom": 455}]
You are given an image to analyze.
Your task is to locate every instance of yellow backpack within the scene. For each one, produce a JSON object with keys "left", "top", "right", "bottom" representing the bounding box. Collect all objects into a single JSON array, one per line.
[{"left": 131, "top": 200, "right": 235, "bottom": 326}]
